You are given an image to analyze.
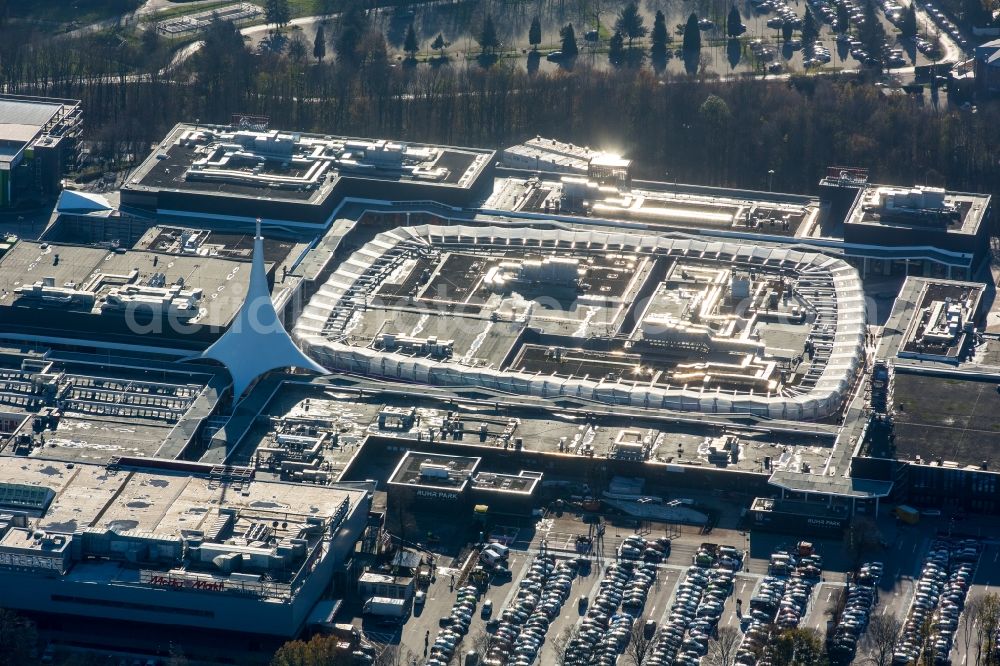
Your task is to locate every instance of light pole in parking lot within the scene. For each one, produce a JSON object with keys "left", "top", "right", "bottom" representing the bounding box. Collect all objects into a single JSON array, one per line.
[{"left": 768, "top": 169, "right": 775, "bottom": 192}]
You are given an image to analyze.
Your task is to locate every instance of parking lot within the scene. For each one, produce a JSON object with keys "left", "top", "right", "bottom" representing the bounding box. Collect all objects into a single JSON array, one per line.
[
  {"left": 381, "top": 508, "right": 1000, "bottom": 666},
  {"left": 397, "top": 553, "right": 521, "bottom": 663}
]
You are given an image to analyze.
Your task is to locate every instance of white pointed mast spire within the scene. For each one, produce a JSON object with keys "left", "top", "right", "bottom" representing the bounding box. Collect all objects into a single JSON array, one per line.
[{"left": 198, "top": 218, "right": 326, "bottom": 398}]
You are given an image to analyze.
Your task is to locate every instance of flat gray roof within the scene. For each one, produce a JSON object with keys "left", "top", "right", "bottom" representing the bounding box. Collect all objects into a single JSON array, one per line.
[
  {"left": 0, "top": 98, "right": 62, "bottom": 129},
  {"left": 768, "top": 470, "right": 893, "bottom": 498},
  {"left": 878, "top": 276, "right": 987, "bottom": 367},
  {"left": 0, "top": 355, "right": 214, "bottom": 463},
  {"left": 0, "top": 239, "right": 270, "bottom": 330},
  {"left": 846, "top": 184, "right": 990, "bottom": 236},
  {"left": 887, "top": 372, "right": 1000, "bottom": 469},
  {"left": 126, "top": 123, "right": 493, "bottom": 204},
  {"left": 388, "top": 450, "right": 481, "bottom": 491},
  {"left": 230, "top": 381, "right": 836, "bottom": 482}
]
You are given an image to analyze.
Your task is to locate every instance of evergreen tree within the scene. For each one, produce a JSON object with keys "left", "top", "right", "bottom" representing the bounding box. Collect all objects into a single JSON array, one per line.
[
  {"left": 683, "top": 13, "right": 702, "bottom": 51},
  {"left": 615, "top": 2, "right": 647, "bottom": 47},
  {"left": 801, "top": 7, "right": 818, "bottom": 47},
  {"left": 312, "top": 24, "right": 326, "bottom": 61},
  {"left": 140, "top": 26, "right": 161, "bottom": 55},
  {"left": 901, "top": 3, "right": 918, "bottom": 37},
  {"left": 478, "top": 14, "right": 500, "bottom": 54},
  {"left": 859, "top": 0, "right": 886, "bottom": 64},
  {"left": 404, "top": 23, "right": 419, "bottom": 58},
  {"left": 651, "top": 10, "right": 669, "bottom": 54},
  {"left": 609, "top": 30, "right": 625, "bottom": 62},
  {"left": 529, "top": 16, "right": 542, "bottom": 50},
  {"left": 782, "top": 20, "right": 794, "bottom": 41},
  {"left": 336, "top": 3, "right": 368, "bottom": 65},
  {"left": 264, "top": 0, "right": 291, "bottom": 28},
  {"left": 431, "top": 32, "right": 447, "bottom": 57},
  {"left": 727, "top": 5, "right": 744, "bottom": 37},
  {"left": 836, "top": 3, "right": 850, "bottom": 32},
  {"left": 560, "top": 23, "right": 579, "bottom": 56},
  {"left": 771, "top": 628, "right": 828, "bottom": 666}
]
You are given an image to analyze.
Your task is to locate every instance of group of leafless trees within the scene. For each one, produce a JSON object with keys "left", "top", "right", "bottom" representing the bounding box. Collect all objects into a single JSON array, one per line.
[
  {"left": 0, "top": 12, "right": 998, "bottom": 225},
  {"left": 960, "top": 593, "right": 1000, "bottom": 666},
  {"left": 845, "top": 592, "right": 1000, "bottom": 666},
  {"left": 547, "top": 623, "right": 661, "bottom": 666}
]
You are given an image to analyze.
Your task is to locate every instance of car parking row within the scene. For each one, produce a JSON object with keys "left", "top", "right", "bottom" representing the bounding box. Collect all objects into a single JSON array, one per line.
[
  {"left": 767, "top": 548, "right": 823, "bottom": 629},
  {"left": 648, "top": 549, "right": 740, "bottom": 666},
  {"left": 804, "top": 43, "right": 833, "bottom": 67},
  {"left": 915, "top": 35, "right": 942, "bottom": 56},
  {"left": 564, "top": 558, "right": 658, "bottom": 666},
  {"left": 427, "top": 584, "right": 481, "bottom": 666},
  {"left": 922, "top": 1, "right": 969, "bottom": 50},
  {"left": 647, "top": 566, "right": 735, "bottom": 666},
  {"left": 485, "top": 553, "right": 576, "bottom": 666},
  {"left": 807, "top": 0, "right": 839, "bottom": 25},
  {"left": 732, "top": 547, "right": 822, "bottom": 665},
  {"left": 619, "top": 533, "right": 672, "bottom": 563},
  {"left": 831, "top": 0, "right": 868, "bottom": 30},
  {"left": 828, "top": 561, "right": 884, "bottom": 661},
  {"left": 750, "top": 39, "right": 779, "bottom": 64},
  {"left": 924, "top": 540, "right": 979, "bottom": 664},
  {"left": 757, "top": 0, "right": 805, "bottom": 28},
  {"left": 737, "top": 576, "right": 786, "bottom": 665},
  {"left": 754, "top": 0, "right": 802, "bottom": 23},
  {"left": 881, "top": 0, "right": 905, "bottom": 25},
  {"left": 893, "top": 539, "right": 981, "bottom": 665}
]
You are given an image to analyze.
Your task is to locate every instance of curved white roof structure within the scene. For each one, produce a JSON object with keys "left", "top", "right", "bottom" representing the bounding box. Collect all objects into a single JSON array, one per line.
[
  {"left": 200, "top": 221, "right": 326, "bottom": 397},
  {"left": 294, "top": 224, "right": 866, "bottom": 420}
]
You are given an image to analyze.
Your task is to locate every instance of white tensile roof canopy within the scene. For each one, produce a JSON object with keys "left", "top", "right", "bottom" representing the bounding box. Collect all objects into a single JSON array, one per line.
[{"left": 199, "top": 220, "right": 326, "bottom": 397}]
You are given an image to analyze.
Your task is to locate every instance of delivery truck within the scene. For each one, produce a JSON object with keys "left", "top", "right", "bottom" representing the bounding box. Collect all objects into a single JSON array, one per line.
[{"left": 363, "top": 597, "right": 408, "bottom": 619}]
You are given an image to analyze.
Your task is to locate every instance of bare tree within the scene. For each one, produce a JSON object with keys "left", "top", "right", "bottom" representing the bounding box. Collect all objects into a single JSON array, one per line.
[
  {"left": 860, "top": 614, "right": 903, "bottom": 666},
  {"left": 919, "top": 616, "right": 937, "bottom": 666},
  {"left": 963, "top": 594, "right": 984, "bottom": 664},
  {"left": 972, "top": 592, "right": 1000, "bottom": 666},
  {"left": 844, "top": 518, "right": 882, "bottom": 567},
  {"left": 550, "top": 626, "right": 579, "bottom": 666},
  {"left": 626, "top": 621, "right": 656, "bottom": 666},
  {"left": 825, "top": 587, "right": 846, "bottom": 625},
  {"left": 707, "top": 626, "right": 742, "bottom": 666},
  {"left": 472, "top": 628, "right": 503, "bottom": 663},
  {"left": 374, "top": 642, "right": 415, "bottom": 666}
]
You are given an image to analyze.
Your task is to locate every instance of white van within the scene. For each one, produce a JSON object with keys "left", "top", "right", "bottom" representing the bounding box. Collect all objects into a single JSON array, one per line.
[{"left": 480, "top": 549, "right": 503, "bottom": 566}]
